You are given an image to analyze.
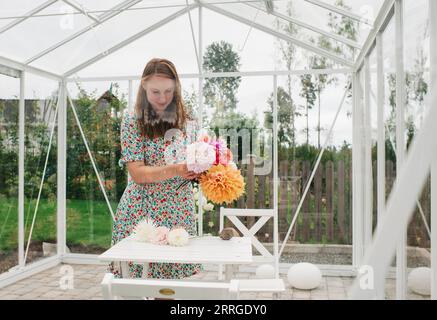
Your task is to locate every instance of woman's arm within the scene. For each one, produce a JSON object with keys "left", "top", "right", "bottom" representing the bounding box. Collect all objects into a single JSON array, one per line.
[{"left": 127, "top": 162, "right": 198, "bottom": 184}]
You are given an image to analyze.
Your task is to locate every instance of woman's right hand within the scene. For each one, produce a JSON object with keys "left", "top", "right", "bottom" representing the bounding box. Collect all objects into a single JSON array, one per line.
[{"left": 176, "top": 163, "right": 198, "bottom": 180}]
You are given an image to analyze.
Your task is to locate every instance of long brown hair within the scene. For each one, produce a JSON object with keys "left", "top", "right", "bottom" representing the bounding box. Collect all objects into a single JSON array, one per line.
[{"left": 135, "top": 58, "right": 188, "bottom": 139}]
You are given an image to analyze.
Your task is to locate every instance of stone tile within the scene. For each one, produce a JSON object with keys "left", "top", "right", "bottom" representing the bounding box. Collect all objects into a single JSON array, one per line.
[
  {"left": 326, "top": 281, "right": 345, "bottom": 289},
  {"left": 292, "top": 290, "right": 311, "bottom": 299},
  {"left": 40, "top": 290, "right": 66, "bottom": 299},
  {"left": 9, "top": 286, "right": 34, "bottom": 295},
  {"left": 239, "top": 292, "right": 258, "bottom": 299},
  {"left": 327, "top": 287, "right": 346, "bottom": 294},
  {"left": 17, "top": 292, "right": 44, "bottom": 300},
  {"left": 310, "top": 292, "right": 329, "bottom": 300},
  {"left": 0, "top": 294, "right": 20, "bottom": 300},
  {"left": 328, "top": 293, "right": 347, "bottom": 300}
]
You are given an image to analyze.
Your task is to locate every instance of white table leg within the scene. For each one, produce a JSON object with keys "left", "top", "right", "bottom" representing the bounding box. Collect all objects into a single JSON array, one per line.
[
  {"left": 121, "top": 261, "right": 129, "bottom": 278},
  {"left": 141, "top": 262, "right": 149, "bottom": 278},
  {"left": 225, "top": 264, "right": 234, "bottom": 281}
]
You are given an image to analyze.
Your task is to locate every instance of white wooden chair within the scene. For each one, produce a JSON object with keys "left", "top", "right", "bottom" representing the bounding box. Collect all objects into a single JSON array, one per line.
[
  {"left": 218, "top": 207, "right": 279, "bottom": 279},
  {"left": 101, "top": 273, "right": 285, "bottom": 300}
]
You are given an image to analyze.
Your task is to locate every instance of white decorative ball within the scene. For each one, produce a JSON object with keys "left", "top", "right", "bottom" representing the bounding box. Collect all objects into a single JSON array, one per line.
[
  {"left": 255, "top": 264, "right": 275, "bottom": 278},
  {"left": 287, "top": 263, "right": 322, "bottom": 290},
  {"left": 408, "top": 267, "right": 431, "bottom": 296}
]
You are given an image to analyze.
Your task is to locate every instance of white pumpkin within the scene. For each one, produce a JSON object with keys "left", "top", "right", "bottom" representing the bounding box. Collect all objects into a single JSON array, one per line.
[
  {"left": 287, "top": 262, "right": 322, "bottom": 290},
  {"left": 408, "top": 267, "right": 431, "bottom": 296}
]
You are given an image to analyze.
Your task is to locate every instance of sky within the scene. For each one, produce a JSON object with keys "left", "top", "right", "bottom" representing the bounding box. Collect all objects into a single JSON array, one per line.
[{"left": 0, "top": 0, "right": 431, "bottom": 147}]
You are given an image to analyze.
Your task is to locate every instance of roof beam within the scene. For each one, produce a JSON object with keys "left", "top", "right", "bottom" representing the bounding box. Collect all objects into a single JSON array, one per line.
[
  {"left": 201, "top": 2, "right": 354, "bottom": 67},
  {"left": 0, "top": 55, "right": 62, "bottom": 81},
  {"left": 0, "top": 64, "right": 21, "bottom": 78},
  {"left": 61, "top": 0, "right": 100, "bottom": 23},
  {"left": 65, "top": 68, "right": 352, "bottom": 82},
  {"left": 302, "top": 0, "right": 373, "bottom": 26},
  {"left": 0, "top": 0, "right": 58, "bottom": 35},
  {"left": 24, "top": 0, "right": 143, "bottom": 65},
  {"left": 63, "top": 4, "right": 198, "bottom": 77},
  {"left": 354, "top": 0, "right": 395, "bottom": 72},
  {"left": 245, "top": 2, "right": 362, "bottom": 50}
]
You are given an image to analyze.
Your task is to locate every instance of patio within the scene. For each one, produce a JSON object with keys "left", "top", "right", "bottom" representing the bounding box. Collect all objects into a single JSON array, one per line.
[{"left": 0, "top": 263, "right": 429, "bottom": 300}]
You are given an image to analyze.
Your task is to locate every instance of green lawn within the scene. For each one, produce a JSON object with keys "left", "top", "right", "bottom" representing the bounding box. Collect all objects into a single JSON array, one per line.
[{"left": 0, "top": 197, "right": 116, "bottom": 252}]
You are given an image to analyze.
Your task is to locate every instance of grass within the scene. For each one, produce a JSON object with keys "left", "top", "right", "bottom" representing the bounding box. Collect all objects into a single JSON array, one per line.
[{"left": 0, "top": 197, "right": 116, "bottom": 253}]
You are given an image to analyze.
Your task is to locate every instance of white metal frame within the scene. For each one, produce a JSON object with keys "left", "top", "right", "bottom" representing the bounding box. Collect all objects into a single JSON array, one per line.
[
  {"left": 352, "top": 70, "right": 364, "bottom": 268},
  {"left": 394, "top": 0, "right": 407, "bottom": 300},
  {"left": 18, "top": 71, "right": 25, "bottom": 268},
  {"left": 430, "top": 0, "right": 437, "bottom": 301},
  {"left": 57, "top": 80, "right": 67, "bottom": 257}
]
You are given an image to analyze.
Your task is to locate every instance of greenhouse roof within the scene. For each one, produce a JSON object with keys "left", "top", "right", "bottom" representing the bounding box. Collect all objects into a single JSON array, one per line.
[{"left": 0, "top": 0, "right": 394, "bottom": 79}]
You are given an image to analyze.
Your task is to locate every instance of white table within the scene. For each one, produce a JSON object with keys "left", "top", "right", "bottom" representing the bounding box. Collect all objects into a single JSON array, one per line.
[{"left": 99, "top": 235, "right": 253, "bottom": 280}]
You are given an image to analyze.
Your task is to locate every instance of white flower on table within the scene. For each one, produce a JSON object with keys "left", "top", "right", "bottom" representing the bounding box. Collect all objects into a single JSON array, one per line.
[
  {"left": 167, "top": 228, "right": 190, "bottom": 246},
  {"left": 133, "top": 219, "right": 157, "bottom": 242}
]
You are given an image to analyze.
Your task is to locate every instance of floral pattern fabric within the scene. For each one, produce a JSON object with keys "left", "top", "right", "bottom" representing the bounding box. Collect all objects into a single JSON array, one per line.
[{"left": 108, "top": 110, "right": 202, "bottom": 279}]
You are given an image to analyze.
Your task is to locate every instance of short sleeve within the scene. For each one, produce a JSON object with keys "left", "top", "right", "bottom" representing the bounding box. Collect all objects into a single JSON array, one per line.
[{"left": 118, "top": 110, "right": 145, "bottom": 168}]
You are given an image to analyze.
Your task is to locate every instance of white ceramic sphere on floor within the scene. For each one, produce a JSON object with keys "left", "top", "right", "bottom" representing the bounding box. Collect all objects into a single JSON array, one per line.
[
  {"left": 408, "top": 267, "right": 431, "bottom": 296},
  {"left": 287, "top": 262, "right": 322, "bottom": 290},
  {"left": 255, "top": 264, "right": 275, "bottom": 278}
]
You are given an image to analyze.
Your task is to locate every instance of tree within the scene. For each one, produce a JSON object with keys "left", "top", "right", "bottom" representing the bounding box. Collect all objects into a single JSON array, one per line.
[
  {"left": 307, "top": 0, "right": 358, "bottom": 148},
  {"left": 299, "top": 73, "right": 317, "bottom": 147},
  {"left": 202, "top": 41, "right": 241, "bottom": 114},
  {"left": 264, "top": 86, "right": 295, "bottom": 148},
  {"left": 274, "top": 1, "right": 300, "bottom": 155}
]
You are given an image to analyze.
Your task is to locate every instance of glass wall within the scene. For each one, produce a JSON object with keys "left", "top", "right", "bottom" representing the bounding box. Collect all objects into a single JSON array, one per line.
[
  {"left": 0, "top": 72, "right": 20, "bottom": 275},
  {"left": 403, "top": 0, "right": 430, "bottom": 294},
  {"left": 198, "top": 75, "right": 274, "bottom": 239},
  {"left": 23, "top": 73, "right": 58, "bottom": 265},
  {"left": 277, "top": 72, "right": 353, "bottom": 265},
  {"left": 65, "top": 81, "right": 128, "bottom": 254}
]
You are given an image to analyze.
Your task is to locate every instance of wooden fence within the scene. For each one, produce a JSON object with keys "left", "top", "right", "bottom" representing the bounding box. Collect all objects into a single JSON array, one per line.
[{"left": 204, "top": 159, "right": 431, "bottom": 248}]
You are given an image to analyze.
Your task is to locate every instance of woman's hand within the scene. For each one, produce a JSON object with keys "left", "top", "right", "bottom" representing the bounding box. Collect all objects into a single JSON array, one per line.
[{"left": 176, "top": 163, "right": 198, "bottom": 180}]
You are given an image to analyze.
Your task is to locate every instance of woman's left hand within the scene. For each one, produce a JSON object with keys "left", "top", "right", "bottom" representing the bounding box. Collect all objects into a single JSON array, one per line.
[{"left": 187, "top": 173, "right": 201, "bottom": 180}]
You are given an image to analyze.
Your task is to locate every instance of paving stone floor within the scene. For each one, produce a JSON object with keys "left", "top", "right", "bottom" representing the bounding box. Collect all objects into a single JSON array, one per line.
[{"left": 0, "top": 264, "right": 430, "bottom": 300}]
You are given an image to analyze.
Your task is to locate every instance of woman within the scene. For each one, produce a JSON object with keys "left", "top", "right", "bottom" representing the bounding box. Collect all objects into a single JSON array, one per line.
[{"left": 109, "top": 58, "right": 202, "bottom": 279}]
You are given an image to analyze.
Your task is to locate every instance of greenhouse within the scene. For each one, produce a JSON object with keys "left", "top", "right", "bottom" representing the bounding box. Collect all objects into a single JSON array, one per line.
[{"left": 0, "top": 0, "right": 435, "bottom": 300}]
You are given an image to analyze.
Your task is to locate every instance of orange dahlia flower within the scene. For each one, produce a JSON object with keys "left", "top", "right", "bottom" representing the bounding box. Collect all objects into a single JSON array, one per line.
[{"left": 199, "top": 164, "right": 245, "bottom": 204}]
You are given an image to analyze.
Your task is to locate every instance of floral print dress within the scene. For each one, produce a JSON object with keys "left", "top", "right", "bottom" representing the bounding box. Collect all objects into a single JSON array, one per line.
[{"left": 108, "top": 110, "right": 202, "bottom": 279}]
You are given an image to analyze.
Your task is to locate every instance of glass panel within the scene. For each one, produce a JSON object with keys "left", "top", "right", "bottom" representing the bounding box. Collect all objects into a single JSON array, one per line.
[
  {"left": 404, "top": 0, "right": 430, "bottom": 289},
  {"left": 200, "top": 74, "right": 274, "bottom": 251},
  {"left": 30, "top": 5, "right": 183, "bottom": 75},
  {"left": 0, "top": 1, "right": 94, "bottom": 63},
  {"left": 0, "top": 19, "right": 14, "bottom": 30},
  {"left": 66, "top": 81, "right": 128, "bottom": 254},
  {"left": 0, "top": 0, "right": 48, "bottom": 18},
  {"left": 368, "top": 47, "right": 378, "bottom": 236},
  {"left": 383, "top": 16, "right": 396, "bottom": 200},
  {"left": 0, "top": 73, "right": 20, "bottom": 275},
  {"left": 76, "top": 8, "right": 200, "bottom": 77},
  {"left": 23, "top": 73, "right": 58, "bottom": 265},
  {"left": 203, "top": 7, "right": 277, "bottom": 72},
  {"left": 278, "top": 72, "right": 352, "bottom": 265},
  {"left": 210, "top": 2, "right": 356, "bottom": 63},
  {"left": 70, "top": 0, "right": 126, "bottom": 13}
]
